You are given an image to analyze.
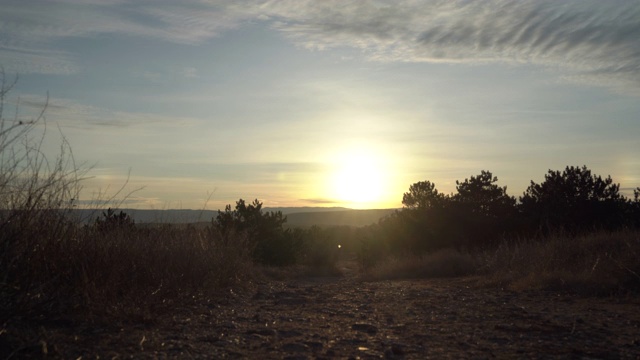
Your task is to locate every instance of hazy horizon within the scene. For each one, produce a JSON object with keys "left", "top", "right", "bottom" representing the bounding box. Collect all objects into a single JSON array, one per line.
[{"left": 2, "top": 1, "right": 639, "bottom": 210}]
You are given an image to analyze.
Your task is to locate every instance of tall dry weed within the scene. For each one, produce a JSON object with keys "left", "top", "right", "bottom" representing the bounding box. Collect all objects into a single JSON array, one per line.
[
  {"left": 479, "top": 229, "right": 640, "bottom": 295},
  {"left": 362, "top": 248, "right": 478, "bottom": 281},
  {"left": 0, "top": 74, "right": 255, "bottom": 325}
]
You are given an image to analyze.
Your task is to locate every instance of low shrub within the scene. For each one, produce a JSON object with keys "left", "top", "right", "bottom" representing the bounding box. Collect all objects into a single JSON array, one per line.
[
  {"left": 362, "top": 248, "right": 478, "bottom": 281},
  {"left": 297, "top": 226, "right": 342, "bottom": 270},
  {"left": 479, "top": 229, "right": 640, "bottom": 295},
  {"left": 1, "top": 219, "right": 255, "bottom": 324},
  {"left": 212, "top": 198, "right": 302, "bottom": 266}
]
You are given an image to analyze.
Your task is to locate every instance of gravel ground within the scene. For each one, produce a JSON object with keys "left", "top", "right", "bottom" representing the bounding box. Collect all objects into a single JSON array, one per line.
[{"left": 3, "top": 263, "right": 640, "bottom": 359}]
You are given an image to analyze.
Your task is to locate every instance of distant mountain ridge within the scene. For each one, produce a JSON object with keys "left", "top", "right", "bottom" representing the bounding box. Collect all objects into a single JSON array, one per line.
[
  {"left": 285, "top": 209, "right": 397, "bottom": 228},
  {"left": 67, "top": 207, "right": 397, "bottom": 227}
]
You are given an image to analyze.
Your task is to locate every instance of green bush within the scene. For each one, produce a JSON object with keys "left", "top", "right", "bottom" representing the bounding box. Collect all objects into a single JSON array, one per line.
[
  {"left": 94, "top": 208, "right": 135, "bottom": 232},
  {"left": 212, "top": 198, "right": 302, "bottom": 266},
  {"left": 520, "top": 165, "right": 628, "bottom": 233}
]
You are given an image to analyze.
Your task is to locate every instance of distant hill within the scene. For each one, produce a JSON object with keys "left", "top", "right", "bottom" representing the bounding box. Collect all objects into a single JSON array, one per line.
[
  {"left": 68, "top": 209, "right": 217, "bottom": 224},
  {"left": 66, "top": 207, "right": 397, "bottom": 227},
  {"left": 285, "top": 209, "right": 397, "bottom": 228},
  {"left": 264, "top": 206, "right": 350, "bottom": 214}
]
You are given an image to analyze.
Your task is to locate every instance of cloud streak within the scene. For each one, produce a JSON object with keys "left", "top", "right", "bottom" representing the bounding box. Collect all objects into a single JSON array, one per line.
[
  {"left": 0, "top": 0, "right": 250, "bottom": 74},
  {"left": 2, "top": 0, "right": 638, "bottom": 92},
  {"left": 10, "top": 94, "right": 203, "bottom": 130},
  {"left": 256, "top": 0, "right": 640, "bottom": 93}
]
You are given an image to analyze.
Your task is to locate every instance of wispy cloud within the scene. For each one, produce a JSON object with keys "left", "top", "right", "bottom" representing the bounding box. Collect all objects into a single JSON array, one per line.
[
  {"left": 138, "top": 4, "right": 250, "bottom": 44},
  {"left": 0, "top": 46, "right": 80, "bottom": 75},
  {"left": 1, "top": 1, "right": 246, "bottom": 43},
  {"left": 301, "top": 198, "right": 339, "bottom": 205},
  {"left": 256, "top": 0, "right": 640, "bottom": 93},
  {"left": 10, "top": 94, "right": 203, "bottom": 129},
  {"left": 181, "top": 67, "right": 198, "bottom": 79},
  {"left": 132, "top": 66, "right": 199, "bottom": 84},
  {"left": 198, "top": 162, "right": 325, "bottom": 184},
  {"left": 2, "top": 0, "right": 638, "bottom": 92},
  {"left": 0, "top": 0, "right": 250, "bottom": 74}
]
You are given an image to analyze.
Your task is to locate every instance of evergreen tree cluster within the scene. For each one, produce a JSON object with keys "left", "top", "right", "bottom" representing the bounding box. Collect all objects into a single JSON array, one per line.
[
  {"left": 367, "top": 166, "right": 639, "bottom": 256},
  {"left": 212, "top": 199, "right": 302, "bottom": 266},
  {"left": 209, "top": 166, "right": 639, "bottom": 268}
]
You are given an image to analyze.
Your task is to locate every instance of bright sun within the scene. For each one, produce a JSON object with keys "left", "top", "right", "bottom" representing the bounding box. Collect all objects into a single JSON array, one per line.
[{"left": 331, "top": 150, "right": 385, "bottom": 206}]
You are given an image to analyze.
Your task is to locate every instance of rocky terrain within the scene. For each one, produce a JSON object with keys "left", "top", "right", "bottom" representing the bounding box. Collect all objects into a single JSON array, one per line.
[{"left": 5, "top": 262, "right": 640, "bottom": 359}]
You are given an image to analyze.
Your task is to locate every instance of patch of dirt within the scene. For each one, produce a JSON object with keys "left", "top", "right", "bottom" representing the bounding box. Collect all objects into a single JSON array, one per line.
[{"left": 3, "top": 261, "right": 640, "bottom": 359}]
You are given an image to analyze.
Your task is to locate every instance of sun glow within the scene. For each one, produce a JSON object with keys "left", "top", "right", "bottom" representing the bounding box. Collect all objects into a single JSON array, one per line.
[{"left": 330, "top": 148, "right": 387, "bottom": 207}]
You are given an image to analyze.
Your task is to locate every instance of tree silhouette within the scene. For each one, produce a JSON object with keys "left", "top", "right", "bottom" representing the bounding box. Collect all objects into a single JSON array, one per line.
[
  {"left": 214, "top": 199, "right": 286, "bottom": 242},
  {"left": 453, "top": 170, "right": 516, "bottom": 219},
  {"left": 402, "top": 180, "right": 446, "bottom": 210},
  {"left": 520, "top": 165, "right": 625, "bottom": 233},
  {"left": 212, "top": 198, "right": 299, "bottom": 266},
  {"left": 94, "top": 208, "right": 135, "bottom": 232}
]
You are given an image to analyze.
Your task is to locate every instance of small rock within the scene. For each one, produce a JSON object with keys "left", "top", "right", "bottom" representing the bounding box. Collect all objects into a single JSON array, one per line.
[
  {"left": 277, "top": 297, "right": 308, "bottom": 305},
  {"left": 221, "top": 321, "right": 237, "bottom": 329},
  {"left": 282, "top": 342, "right": 309, "bottom": 352},
  {"left": 246, "top": 328, "right": 277, "bottom": 337},
  {"left": 212, "top": 340, "right": 231, "bottom": 347},
  {"left": 391, "top": 343, "right": 405, "bottom": 355},
  {"left": 283, "top": 356, "right": 308, "bottom": 360},
  {"left": 278, "top": 329, "right": 303, "bottom": 338},
  {"left": 304, "top": 341, "right": 323, "bottom": 351},
  {"left": 352, "top": 323, "right": 378, "bottom": 334},
  {"left": 253, "top": 290, "right": 269, "bottom": 300},
  {"left": 197, "top": 334, "right": 219, "bottom": 342}
]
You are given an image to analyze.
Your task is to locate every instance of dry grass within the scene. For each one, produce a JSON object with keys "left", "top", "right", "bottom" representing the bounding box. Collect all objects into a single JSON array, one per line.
[
  {"left": 361, "top": 248, "right": 478, "bottom": 281},
  {"left": 0, "top": 86, "right": 280, "bottom": 346},
  {"left": 479, "top": 229, "right": 640, "bottom": 295},
  {"left": 1, "top": 219, "right": 256, "bottom": 324},
  {"left": 257, "top": 238, "right": 345, "bottom": 281},
  {"left": 358, "top": 229, "right": 640, "bottom": 296},
  {"left": 1, "top": 213, "right": 257, "bottom": 360},
  {"left": 0, "top": 76, "right": 257, "bottom": 327},
  {"left": 258, "top": 263, "right": 344, "bottom": 281}
]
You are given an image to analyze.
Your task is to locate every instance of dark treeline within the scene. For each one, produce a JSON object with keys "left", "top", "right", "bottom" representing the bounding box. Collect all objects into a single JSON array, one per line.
[
  {"left": 210, "top": 199, "right": 360, "bottom": 269},
  {"left": 208, "top": 165, "right": 640, "bottom": 269},
  {"left": 358, "top": 166, "right": 640, "bottom": 263}
]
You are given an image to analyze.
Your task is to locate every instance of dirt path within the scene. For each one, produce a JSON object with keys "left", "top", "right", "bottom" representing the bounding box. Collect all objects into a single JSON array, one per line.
[{"left": 11, "top": 262, "right": 640, "bottom": 359}]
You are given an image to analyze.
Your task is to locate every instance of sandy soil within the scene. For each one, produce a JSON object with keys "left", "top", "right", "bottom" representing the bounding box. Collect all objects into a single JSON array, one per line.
[{"left": 4, "top": 262, "right": 640, "bottom": 359}]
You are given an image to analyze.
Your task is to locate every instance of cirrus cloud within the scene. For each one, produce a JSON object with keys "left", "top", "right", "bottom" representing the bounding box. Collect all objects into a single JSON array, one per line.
[
  {"left": 255, "top": 0, "right": 640, "bottom": 93},
  {"left": 1, "top": 0, "right": 638, "bottom": 93}
]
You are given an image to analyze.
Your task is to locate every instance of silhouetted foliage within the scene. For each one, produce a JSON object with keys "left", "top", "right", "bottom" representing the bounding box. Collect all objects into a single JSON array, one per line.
[
  {"left": 449, "top": 171, "right": 518, "bottom": 247},
  {"left": 368, "top": 165, "right": 639, "bottom": 261},
  {"left": 631, "top": 188, "right": 640, "bottom": 228},
  {"left": 453, "top": 170, "right": 516, "bottom": 219},
  {"left": 520, "top": 165, "right": 627, "bottom": 234},
  {"left": 297, "top": 226, "right": 343, "bottom": 270},
  {"left": 402, "top": 180, "right": 446, "bottom": 210},
  {"left": 0, "top": 73, "right": 85, "bottom": 324},
  {"left": 94, "top": 208, "right": 135, "bottom": 232},
  {"left": 357, "top": 221, "right": 391, "bottom": 269},
  {"left": 212, "top": 199, "right": 301, "bottom": 266},
  {"left": 214, "top": 199, "right": 285, "bottom": 240},
  {"left": 382, "top": 171, "right": 519, "bottom": 253}
]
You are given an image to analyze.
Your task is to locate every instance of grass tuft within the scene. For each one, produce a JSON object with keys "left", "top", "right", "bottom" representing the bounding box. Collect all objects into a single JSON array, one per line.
[
  {"left": 479, "top": 229, "right": 640, "bottom": 295},
  {"left": 362, "top": 248, "right": 478, "bottom": 281},
  {"left": 358, "top": 229, "right": 640, "bottom": 297},
  {"left": 1, "top": 221, "right": 256, "bottom": 325}
]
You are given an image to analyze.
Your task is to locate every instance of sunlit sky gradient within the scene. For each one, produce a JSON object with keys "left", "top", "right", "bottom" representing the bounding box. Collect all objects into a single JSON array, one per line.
[{"left": 2, "top": 0, "right": 639, "bottom": 210}]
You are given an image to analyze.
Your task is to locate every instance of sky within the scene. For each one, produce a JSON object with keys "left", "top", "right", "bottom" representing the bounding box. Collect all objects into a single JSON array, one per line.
[{"left": 1, "top": 0, "right": 639, "bottom": 210}]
